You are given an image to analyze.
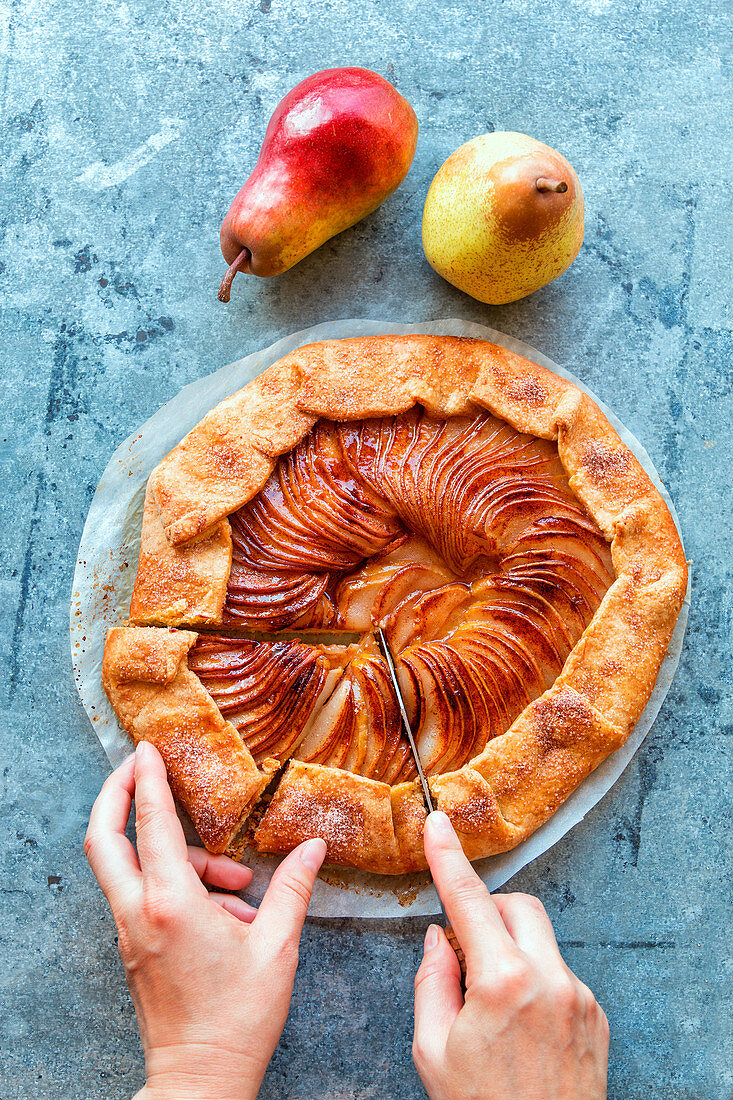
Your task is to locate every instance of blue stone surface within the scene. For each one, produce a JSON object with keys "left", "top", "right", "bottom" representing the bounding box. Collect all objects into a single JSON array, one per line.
[{"left": 1, "top": 0, "right": 731, "bottom": 1096}]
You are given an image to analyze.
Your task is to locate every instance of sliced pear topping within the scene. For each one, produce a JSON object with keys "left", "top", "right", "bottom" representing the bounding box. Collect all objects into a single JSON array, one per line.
[
  {"left": 189, "top": 635, "right": 341, "bottom": 766},
  {"left": 212, "top": 407, "right": 615, "bottom": 784}
]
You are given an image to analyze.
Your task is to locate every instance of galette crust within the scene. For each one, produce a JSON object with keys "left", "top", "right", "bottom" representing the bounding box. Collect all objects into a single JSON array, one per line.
[
  {"left": 253, "top": 767, "right": 431, "bottom": 874},
  {"left": 130, "top": 484, "right": 233, "bottom": 626},
  {"left": 106, "top": 336, "right": 687, "bottom": 874},
  {"left": 152, "top": 358, "right": 315, "bottom": 546}
]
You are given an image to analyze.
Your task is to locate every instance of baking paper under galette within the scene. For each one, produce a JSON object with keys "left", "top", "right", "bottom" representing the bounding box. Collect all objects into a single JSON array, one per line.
[{"left": 102, "top": 335, "right": 687, "bottom": 874}]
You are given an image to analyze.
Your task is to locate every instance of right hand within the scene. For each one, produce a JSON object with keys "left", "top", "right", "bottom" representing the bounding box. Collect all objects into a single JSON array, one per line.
[{"left": 413, "top": 811, "right": 609, "bottom": 1100}]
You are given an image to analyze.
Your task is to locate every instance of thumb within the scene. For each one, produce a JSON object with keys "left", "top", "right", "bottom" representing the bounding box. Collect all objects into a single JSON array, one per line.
[
  {"left": 413, "top": 924, "right": 464, "bottom": 1067},
  {"left": 253, "top": 838, "right": 326, "bottom": 959}
]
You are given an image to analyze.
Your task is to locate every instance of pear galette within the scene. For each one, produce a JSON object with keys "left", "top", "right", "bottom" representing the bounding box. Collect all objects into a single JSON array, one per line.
[{"left": 102, "top": 336, "right": 687, "bottom": 874}]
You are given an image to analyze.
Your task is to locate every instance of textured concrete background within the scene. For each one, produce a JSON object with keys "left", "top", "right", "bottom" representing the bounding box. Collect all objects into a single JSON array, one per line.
[{"left": 1, "top": 0, "right": 731, "bottom": 1096}]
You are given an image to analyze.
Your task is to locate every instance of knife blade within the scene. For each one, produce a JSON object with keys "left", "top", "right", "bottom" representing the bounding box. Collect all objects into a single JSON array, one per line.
[
  {"left": 375, "top": 627, "right": 434, "bottom": 813},
  {"left": 375, "top": 628, "right": 466, "bottom": 981}
]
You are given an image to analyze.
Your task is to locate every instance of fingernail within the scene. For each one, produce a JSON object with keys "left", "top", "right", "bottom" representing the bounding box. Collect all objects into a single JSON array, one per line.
[
  {"left": 135, "top": 741, "right": 147, "bottom": 760},
  {"left": 298, "top": 837, "right": 327, "bottom": 873},
  {"left": 427, "top": 810, "right": 455, "bottom": 837},
  {"left": 424, "top": 924, "right": 440, "bottom": 952}
]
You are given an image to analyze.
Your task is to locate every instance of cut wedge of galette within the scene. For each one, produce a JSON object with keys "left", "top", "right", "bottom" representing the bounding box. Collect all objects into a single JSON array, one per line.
[{"left": 102, "top": 336, "right": 687, "bottom": 874}]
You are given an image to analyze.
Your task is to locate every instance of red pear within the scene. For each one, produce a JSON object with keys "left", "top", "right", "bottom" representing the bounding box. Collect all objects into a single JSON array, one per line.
[{"left": 218, "top": 66, "right": 418, "bottom": 300}]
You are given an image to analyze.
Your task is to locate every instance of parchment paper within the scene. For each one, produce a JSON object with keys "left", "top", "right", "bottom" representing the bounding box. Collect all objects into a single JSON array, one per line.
[{"left": 70, "top": 318, "right": 690, "bottom": 917}]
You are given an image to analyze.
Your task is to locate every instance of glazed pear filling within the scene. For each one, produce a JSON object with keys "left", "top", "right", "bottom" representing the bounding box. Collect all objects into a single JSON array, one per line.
[{"left": 194, "top": 409, "right": 615, "bottom": 785}]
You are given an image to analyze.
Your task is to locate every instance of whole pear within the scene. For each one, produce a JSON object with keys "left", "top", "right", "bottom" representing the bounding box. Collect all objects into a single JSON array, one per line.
[
  {"left": 218, "top": 67, "right": 418, "bottom": 301},
  {"left": 422, "top": 132, "right": 584, "bottom": 305}
]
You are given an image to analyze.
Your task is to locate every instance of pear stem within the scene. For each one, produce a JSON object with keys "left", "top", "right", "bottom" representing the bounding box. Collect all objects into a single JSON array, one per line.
[
  {"left": 536, "top": 177, "right": 568, "bottom": 194},
  {"left": 218, "top": 247, "right": 251, "bottom": 303}
]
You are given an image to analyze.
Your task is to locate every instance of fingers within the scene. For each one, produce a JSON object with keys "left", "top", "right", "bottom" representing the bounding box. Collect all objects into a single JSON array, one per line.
[
  {"left": 187, "top": 847, "right": 254, "bottom": 891},
  {"left": 492, "top": 893, "right": 565, "bottom": 969},
  {"left": 133, "top": 741, "right": 189, "bottom": 883},
  {"left": 413, "top": 924, "right": 463, "bottom": 1066},
  {"left": 424, "top": 812, "right": 513, "bottom": 969},
  {"left": 84, "top": 755, "right": 141, "bottom": 910},
  {"left": 209, "top": 892, "right": 258, "bottom": 923},
  {"left": 186, "top": 848, "right": 255, "bottom": 921},
  {"left": 253, "top": 838, "right": 326, "bottom": 954}
]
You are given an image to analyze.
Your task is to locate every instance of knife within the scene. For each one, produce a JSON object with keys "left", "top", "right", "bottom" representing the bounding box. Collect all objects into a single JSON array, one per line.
[{"left": 375, "top": 628, "right": 467, "bottom": 982}]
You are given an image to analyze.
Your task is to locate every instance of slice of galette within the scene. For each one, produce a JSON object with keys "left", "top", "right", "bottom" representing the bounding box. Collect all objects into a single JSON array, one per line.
[{"left": 102, "top": 336, "right": 687, "bottom": 874}]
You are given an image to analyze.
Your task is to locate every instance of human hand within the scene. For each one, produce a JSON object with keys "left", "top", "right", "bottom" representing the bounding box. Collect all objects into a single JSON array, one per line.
[
  {"left": 84, "top": 741, "right": 326, "bottom": 1100},
  {"left": 413, "top": 811, "right": 609, "bottom": 1100}
]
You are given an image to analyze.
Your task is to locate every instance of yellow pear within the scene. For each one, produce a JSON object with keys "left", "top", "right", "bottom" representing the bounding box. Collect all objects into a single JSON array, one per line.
[{"left": 422, "top": 132, "right": 584, "bottom": 305}]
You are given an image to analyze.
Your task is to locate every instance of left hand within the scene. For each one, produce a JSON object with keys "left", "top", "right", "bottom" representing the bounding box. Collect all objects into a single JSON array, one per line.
[{"left": 84, "top": 740, "right": 326, "bottom": 1100}]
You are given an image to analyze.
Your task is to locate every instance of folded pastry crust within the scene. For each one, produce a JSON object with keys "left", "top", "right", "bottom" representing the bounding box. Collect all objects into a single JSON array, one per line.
[
  {"left": 101, "top": 336, "right": 687, "bottom": 874},
  {"left": 102, "top": 627, "right": 274, "bottom": 857}
]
